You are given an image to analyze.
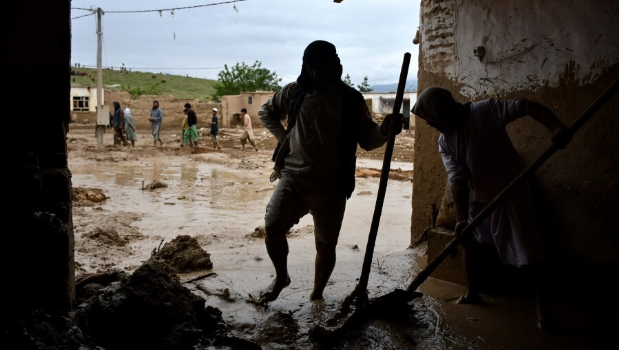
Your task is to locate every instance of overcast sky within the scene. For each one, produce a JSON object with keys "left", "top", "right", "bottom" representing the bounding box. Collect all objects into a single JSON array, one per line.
[{"left": 71, "top": 0, "right": 420, "bottom": 88}]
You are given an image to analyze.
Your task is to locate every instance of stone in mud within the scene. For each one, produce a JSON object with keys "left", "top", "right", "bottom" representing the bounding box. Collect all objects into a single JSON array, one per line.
[
  {"left": 72, "top": 187, "right": 107, "bottom": 202},
  {"left": 143, "top": 180, "right": 168, "bottom": 191}
]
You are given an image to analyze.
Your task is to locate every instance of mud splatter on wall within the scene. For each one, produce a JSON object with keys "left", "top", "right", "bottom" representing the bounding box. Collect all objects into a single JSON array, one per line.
[
  {"left": 421, "top": 0, "right": 619, "bottom": 98},
  {"left": 419, "top": 0, "right": 456, "bottom": 77}
]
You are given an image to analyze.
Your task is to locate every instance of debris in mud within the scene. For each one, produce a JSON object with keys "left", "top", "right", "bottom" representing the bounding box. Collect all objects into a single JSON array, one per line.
[
  {"left": 142, "top": 180, "right": 168, "bottom": 191},
  {"left": 356, "top": 168, "right": 381, "bottom": 178},
  {"left": 196, "top": 285, "right": 242, "bottom": 302},
  {"left": 68, "top": 136, "right": 89, "bottom": 143},
  {"left": 72, "top": 187, "right": 106, "bottom": 202},
  {"left": 238, "top": 159, "right": 260, "bottom": 169},
  {"left": 4, "top": 261, "right": 265, "bottom": 350},
  {"left": 73, "top": 262, "right": 224, "bottom": 349},
  {"left": 94, "top": 153, "right": 139, "bottom": 162},
  {"left": 86, "top": 227, "right": 129, "bottom": 246},
  {"left": 148, "top": 235, "right": 213, "bottom": 274},
  {"left": 182, "top": 272, "right": 217, "bottom": 284},
  {"left": 247, "top": 226, "right": 296, "bottom": 239},
  {"left": 355, "top": 167, "right": 413, "bottom": 182},
  {"left": 75, "top": 268, "right": 127, "bottom": 304},
  {"left": 248, "top": 226, "right": 267, "bottom": 238}
]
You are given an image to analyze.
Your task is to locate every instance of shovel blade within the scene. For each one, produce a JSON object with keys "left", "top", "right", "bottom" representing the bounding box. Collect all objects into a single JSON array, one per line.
[{"left": 371, "top": 288, "right": 423, "bottom": 311}]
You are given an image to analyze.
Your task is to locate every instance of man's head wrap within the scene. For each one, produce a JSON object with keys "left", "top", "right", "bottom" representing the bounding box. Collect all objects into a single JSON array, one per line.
[
  {"left": 124, "top": 108, "right": 131, "bottom": 116},
  {"left": 302, "top": 40, "right": 340, "bottom": 66},
  {"left": 297, "top": 40, "right": 343, "bottom": 87},
  {"left": 412, "top": 87, "right": 464, "bottom": 128}
]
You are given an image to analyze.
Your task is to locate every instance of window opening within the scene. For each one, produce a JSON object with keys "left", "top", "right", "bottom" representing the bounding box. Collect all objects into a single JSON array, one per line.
[{"left": 73, "top": 96, "right": 89, "bottom": 111}]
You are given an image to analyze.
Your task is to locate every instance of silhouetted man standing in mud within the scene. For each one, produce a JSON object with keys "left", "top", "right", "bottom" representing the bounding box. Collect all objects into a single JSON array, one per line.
[
  {"left": 253, "top": 40, "right": 401, "bottom": 305},
  {"left": 412, "top": 86, "right": 571, "bottom": 331}
]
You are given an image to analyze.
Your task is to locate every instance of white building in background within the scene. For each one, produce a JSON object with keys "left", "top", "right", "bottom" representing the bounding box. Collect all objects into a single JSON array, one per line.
[
  {"left": 70, "top": 86, "right": 103, "bottom": 113},
  {"left": 362, "top": 91, "right": 417, "bottom": 128}
]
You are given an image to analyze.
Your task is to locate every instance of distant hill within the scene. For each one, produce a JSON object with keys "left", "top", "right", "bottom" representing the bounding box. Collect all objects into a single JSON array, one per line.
[
  {"left": 70, "top": 66, "right": 416, "bottom": 99},
  {"left": 370, "top": 79, "right": 417, "bottom": 93},
  {"left": 70, "top": 67, "right": 218, "bottom": 100}
]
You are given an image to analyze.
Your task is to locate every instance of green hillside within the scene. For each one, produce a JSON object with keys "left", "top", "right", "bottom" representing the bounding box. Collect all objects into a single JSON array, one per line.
[{"left": 70, "top": 66, "right": 218, "bottom": 101}]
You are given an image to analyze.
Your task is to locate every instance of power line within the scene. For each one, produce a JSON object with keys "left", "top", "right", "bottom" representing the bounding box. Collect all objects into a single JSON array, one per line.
[
  {"left": 70, "top": 1, "right": 251, "bottom": 78},
  {"left": 105, "top": 0, "right": 247, "bottom": 14},
  {"left": 70, "top": 0, "right": 247, "bottom": 16},
  {"left": 71, "top": 12, "right": 95, "bottom": 20}
]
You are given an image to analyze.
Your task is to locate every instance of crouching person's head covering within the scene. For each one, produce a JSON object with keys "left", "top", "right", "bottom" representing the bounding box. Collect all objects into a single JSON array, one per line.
[{"left": 412, "top": 87, "right": 466, "bottom": 133}]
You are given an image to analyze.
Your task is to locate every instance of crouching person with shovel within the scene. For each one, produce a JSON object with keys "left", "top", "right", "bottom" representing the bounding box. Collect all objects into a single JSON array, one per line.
[
  {"left": 250, "top": 40, "right": 402, "bottom": 306},
  {"left": 412, "top": 87, "right": 571, "bottom": 331}
]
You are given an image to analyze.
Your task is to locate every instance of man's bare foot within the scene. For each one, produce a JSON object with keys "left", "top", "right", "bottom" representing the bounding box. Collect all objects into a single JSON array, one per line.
[
  {"left": 456, "top": 294, "right": 484, "bottom": 305},
  {"left": 247, "top": 276, "right": 291, "bottom": 306}
]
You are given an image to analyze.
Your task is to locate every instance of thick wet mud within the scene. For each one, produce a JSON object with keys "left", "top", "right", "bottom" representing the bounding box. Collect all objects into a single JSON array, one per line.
[
  {"left": 68, "top": 128, "right": 478, "bottom": 349},
  {"left": 64, "top": 127, "right": 612, "bottom": 350}
]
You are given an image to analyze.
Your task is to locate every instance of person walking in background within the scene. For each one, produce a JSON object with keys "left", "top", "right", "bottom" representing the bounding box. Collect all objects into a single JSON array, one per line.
[
  {"left": 149, "top": 100, "right": 163, "bottom": 147},
  {"left": 123, "top": 107, "right": 137, "bottom": 147},
  {"left": 210, "top": 107, "right": 222, "bottom": 150},
  {"left": 112, "top": 101, "right": 128, "bottom": 147},
  {"left": 183, "top": 103, "right": 199, "bottom": 147},
  {"left": 239, "top": 108, "right": 258, "bottom": 151},
  {"left": 252, "top": 40, "right": 401, "bottom": 305},
  {"left": 411, "top": 86, "right": 571, "bottom": 331},
  {"left": 180, "top": 109, "right": 189, "bottom": 147}
]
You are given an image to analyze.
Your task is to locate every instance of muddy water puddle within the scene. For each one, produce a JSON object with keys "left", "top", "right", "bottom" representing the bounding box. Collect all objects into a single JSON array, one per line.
[
  {"left": 70, "top": 155, "right": 416, "bottom": 254},
  {"left": 69, "top": 152, "right": 479, "bottom": 349}
]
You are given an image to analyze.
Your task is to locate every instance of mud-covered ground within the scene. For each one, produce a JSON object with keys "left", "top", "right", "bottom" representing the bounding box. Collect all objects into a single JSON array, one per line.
[{"left": 49, "top": 124, "right": 613, "bottom": 350}]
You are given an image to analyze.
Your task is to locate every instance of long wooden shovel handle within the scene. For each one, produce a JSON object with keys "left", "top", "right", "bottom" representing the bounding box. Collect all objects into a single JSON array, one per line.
[
  {"left": 404, "top": 78, "right": 619, "bottom": 297},
  {"left": 344, "top": 53, "right": 411, "bottom": 306}
]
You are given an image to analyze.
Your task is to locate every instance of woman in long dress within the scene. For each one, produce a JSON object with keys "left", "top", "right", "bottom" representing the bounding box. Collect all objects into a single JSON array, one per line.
[{"left": 124, "top": 108, "right": 138, "bottom": 147}]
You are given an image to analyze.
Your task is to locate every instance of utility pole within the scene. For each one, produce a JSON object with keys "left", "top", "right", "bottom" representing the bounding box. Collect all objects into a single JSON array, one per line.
[
  {"left": 94, "top": 7, "right": 109, "bottom": 145},
  {"left": 96, "top": 7, "right": 103, "bottom": 110}
]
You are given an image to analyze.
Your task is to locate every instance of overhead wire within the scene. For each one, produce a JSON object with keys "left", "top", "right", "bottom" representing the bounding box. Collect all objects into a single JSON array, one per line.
[
  {"left": 70, "top": 0, "right": 252, "bottom": 77},
  {"left": 70, "top": 0, "right": 248, "bottom": 16},
  {"left": 71, "top": 11, "right": 95, "bottom": 20},
  {"left": 103, "top": 0, "right": 248, "bottom": 14}
]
